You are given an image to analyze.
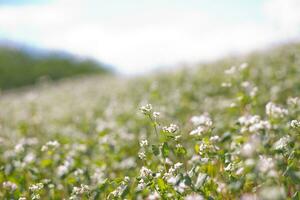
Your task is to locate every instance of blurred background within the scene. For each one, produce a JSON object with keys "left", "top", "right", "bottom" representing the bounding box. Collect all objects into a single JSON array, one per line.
[{"left": 0, "top": 0, "right": 300, "bottom": 90}]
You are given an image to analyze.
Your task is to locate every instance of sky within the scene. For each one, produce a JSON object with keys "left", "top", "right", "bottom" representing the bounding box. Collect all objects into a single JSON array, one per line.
[{"left": 0, "top": 0, "right": 300, "bottom": 74}]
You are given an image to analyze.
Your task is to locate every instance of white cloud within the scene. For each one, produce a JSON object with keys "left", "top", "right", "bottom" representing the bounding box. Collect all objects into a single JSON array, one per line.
[
  {"left": 0, "top": 0, "right": 299, "bottom": 74},
  {"left": 263, "top": 0, "right": 300, "bottom": 37}
]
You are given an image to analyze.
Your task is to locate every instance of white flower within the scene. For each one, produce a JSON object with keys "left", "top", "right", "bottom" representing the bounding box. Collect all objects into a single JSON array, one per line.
[
  {"left": 190, "top": 126, "right": 209, "bottom": 136},
  {"left": 273, "top": 136, "right": 290, "bottom": 150},
  {"left": 290, "top": 120, "right": 300, "bottom": 128},
  {"left": 190, "top": 114, "right": 212, "bottom": 127},
  {"left": 174, "top": 162, "right": 183, "bottom": 170},
  {"left": 14, "top": 143, "right": 25, "bottom": 153},
  {"left": 240, "top": 193, "right": 257, "bottom": 200},
  {"left": 71, "top": 184, "right": 89, "bottom": 196},
  {"left": 74, "top": 168, "right": 84, "bottom": 176},
  {"left": 257, "top": 156, "right": 274, "bottom": 173},
  {"left": 221, "top": 82, "right": 232, "bottom": 88},
  {"left": 238, "top": 115, "right": 271, "bottom": 133},
  {"left": 124, "top": 176, "right": 130, "bottom": 182},
  {"left": 138, "top": 151, "right": 146, "bottom": 160},
  {"left": 190, "top": 114, "right": 213, "bottom": 136},
  {"left": 265, "top": 102, "right": 288, "bottom": 118},
  {"left": 259, "top": 186, "right": 286, "bottom": 200},
  {"left": 29, "top": 183, "right": 44, "bottom": 192},
  {"left": 239, "top": 63, "right": 249, "bottom": 70},
  {"left": 175, "top": 182, "right": 187, "bottom": 193},
  {"left": 225, "top": 66, "right": 237, "bottom": 75},
  {"left": 248, "top": 120, "right": 271, "bottom": 132},
  {"left": 185, "top": 194, "right": 204, "bottom": 200},
  {"left": 136, "top": 179, "right": 145, "bottom": 191},
  {"left": 153, "top": 112, "right": 160, "bottom": 118},
  {"left": 41, "top": 140, "right": 60, "bottom": 152},
  {"left": 139, "top": 139, "right": 148, "bottom": 147},
  {"left": 287, "top": 97, "right": 300, "bottom": 106},
  {"left": 57, "top": 159, "right": 72, "bottom": 177},
  {"left": 3, "top": 181, "right": 17, "bottom": 191},
  {"left": 238, "top": 115, "right": 260, "bottom": 126},
  {"left": 24, "top": 152, "right": 36, "bottom": 164},
  {"left": 165, "top": 158, "right": 173, "bottom": 165},
  {"left": 241, "top": 142, "right": 256, "bottom": 157},
  {"left": 147, "top": 191, "right": 160, "bottom": 200},
  {"left": 140, "top": 104, "right": 153, "bottom": 115},
  {"left": 224, "top": 163, "right": 234, "bottom": 172},
  {"left": 140, "top": 167, "right": 152, "bottom": 178},
  {"left": 91, "top": 168, "right": 106, "bottom": 185},
  {"left": 163, "top": 124, "right": 179, "bottom": 134},
  {"left": 210, "top": 135, "right": 220, "bottom": 142},
  {"left": 236, "top": 167, "right": 244, "bottom": 175}
]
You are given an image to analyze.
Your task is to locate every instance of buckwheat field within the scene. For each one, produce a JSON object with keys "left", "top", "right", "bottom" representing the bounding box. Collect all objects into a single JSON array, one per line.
[{"left": 0, "top": 44, "right": 300, "bottom": 200}]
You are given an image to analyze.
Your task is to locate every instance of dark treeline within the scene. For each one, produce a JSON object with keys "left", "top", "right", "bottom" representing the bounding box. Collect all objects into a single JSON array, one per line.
[{"left": 0, "top": 46, "right": 110, "bottom": 90}]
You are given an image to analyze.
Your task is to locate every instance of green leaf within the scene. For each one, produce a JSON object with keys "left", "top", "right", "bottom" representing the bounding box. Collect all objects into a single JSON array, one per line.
[
  {"left": 162, "top": 142, "right": 170, "bottom": 158},
  {"left": 292, "top": 191, "right": 300, "bottom": 200},
  {"left": 152, "top": 145, "right": 160, "bottom": 156},
  {"left": 175, "top": 145, "right": 187, "bottom": 156},
  {"left": 183, "top": 175, "right": 192, "bottom": 186},
  {"left": 157, "top": 178, "right": 167, "bottom": 191}
]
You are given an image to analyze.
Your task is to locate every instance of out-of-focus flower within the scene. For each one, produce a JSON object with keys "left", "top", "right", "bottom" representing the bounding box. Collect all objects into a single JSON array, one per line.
[
  {"left": 290, "top": 120, "right": 300, "bottom": 128},
  {"left": 163, "top": 124, "right": 179, "bottom": 134},
  {"left": 140, "top": 104, "right": 153, "bottom": 115},
  {"left": 265, "top": 102, "right": 288, "bottom": 118},
  {"left": 3, "top": 181, "right": 17, "bottom": 191},
  {"left": 139, "top": 139, "right": 148, "bottom": 147}
]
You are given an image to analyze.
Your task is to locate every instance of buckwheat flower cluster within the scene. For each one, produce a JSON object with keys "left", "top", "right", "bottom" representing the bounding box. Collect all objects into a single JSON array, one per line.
[
  {"left": 221, "top": 82, "right": 232, "bottom": 88},
  {"left": 147, "top": 191, "right": 160, "bottom": 200},
  {"left": 91, "top": 168, "right": 106, "bottom": 185},
  {"left": 241, "top": 81, "right": 258, "bottom": 97},
  {"left": 241, "top": 142, "right": 256, "bottom": 157},
  {"left": 41, "top": 140, "right": 60, "bottom": 152},
  {"left": 140, "top": 104, "right": 153, "bottom": 115},
  {"left": 273, "top": 135, "right": 291, "bottom": 150},
  {"left": 190, "top": 113, "right": 213, "bottom": 136},
  {"left": 287, "top": 97, "right": 300, "bottom": 106},
  {"left": 139, "top": 139, "right": 148, "bottom": 147},
  {"left": 110, "top": 177, "right": 130, "bottom": 198},
  {"left": 29, "top": 183, "right": 44, "bottom": 192},
  {"left": 238, "top": 115, "right": 271, "bottom": 133},
  {"left": 290, "top": 120, "right": 300, "bottom": 128},
  {"left": 57, "top": 158, "right": 73, "bottom": 177},
  {"left": 2, "top": 181, "right": 17, "bottom": 191},
  {"left": 162, "top": 123, "right": 179, "bottom": 134},
  {"left": 14, "top": 143, "right": 25, "bottom": 153},
  {"left": 140, "top": 166, "right": 153, "bottom": 178},
  {"left": 225, "top": 66, "right": 237, "bottom": 75},
  {"left": 163, "top": 162, "right": 183, "bottom": 181},
  {"left": 257, "top": 155, "right": 275, "bottom": 173},
  {"left": 29, "top": 183, "right": 44, "bottom": 200},
  {"left": 70, "top": 184, "right": 90, "bottom": 200},
  {"left": 185, "top": 193, "right": 204, "bottom": 200},
  {"left": 137, "top": 166, "right": 155, "bottom": 191},
  {"left": 153, "top": 111, "right": 160, "bottom": 119},
  {"left": 265, "top": 102, "right": 288, "bottom": 118},
  {"left": 138, "top": 139, "right": 148, "bottom": 160},
  {"left": 73, "top": 168, "right": 84, "bottom": 176},
  {"left": 224, "top": 63, "right": 248, "bottom": 75},
  {"left": 138, "top": 151, "right": 146, "bottom": 160}
]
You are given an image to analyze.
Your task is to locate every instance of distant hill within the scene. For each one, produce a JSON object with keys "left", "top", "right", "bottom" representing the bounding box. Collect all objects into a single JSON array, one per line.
[{"left": 0, "top": 44, "right": 111, "bottom": 90}]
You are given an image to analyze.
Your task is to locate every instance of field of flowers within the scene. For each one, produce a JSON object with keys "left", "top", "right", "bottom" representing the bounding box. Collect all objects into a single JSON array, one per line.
[{"left": 0, "top": 43, "right": 300, "bottom": 199}]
